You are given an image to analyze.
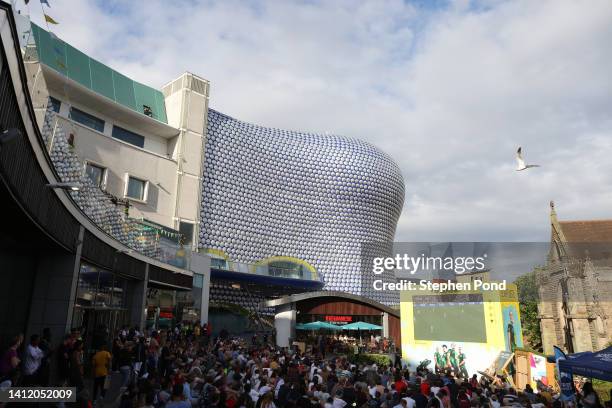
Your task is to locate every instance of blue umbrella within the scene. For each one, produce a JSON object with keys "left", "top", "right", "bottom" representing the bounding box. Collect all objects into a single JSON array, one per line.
[
  {"left": 296, "top": 321, "right": 341, "bottom": 330},
  {"left": 558, "top": 346, "right": 612, "bottom": 382}
]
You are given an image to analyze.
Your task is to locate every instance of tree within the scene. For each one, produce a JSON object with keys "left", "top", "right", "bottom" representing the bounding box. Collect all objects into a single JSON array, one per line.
[{"left": 514, "top": 268, "right": 543, "bottom": 352}]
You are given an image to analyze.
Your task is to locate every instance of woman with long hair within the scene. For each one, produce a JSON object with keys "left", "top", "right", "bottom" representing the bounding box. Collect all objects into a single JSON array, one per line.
[
  {"left": 259, "top": 391, "right": 277, "bottom": 408},
  {"left": 581, "top": 382, "right": 603, "bottom": 408}
]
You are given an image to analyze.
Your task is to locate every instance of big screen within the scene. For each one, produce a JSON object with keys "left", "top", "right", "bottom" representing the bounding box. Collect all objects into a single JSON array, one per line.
[{"left": 413, "top": 293, "right": 487, "bottom": 343}]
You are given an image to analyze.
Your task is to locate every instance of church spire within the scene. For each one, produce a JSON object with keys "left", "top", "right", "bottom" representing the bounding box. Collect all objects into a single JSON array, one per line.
[{"left": 550, "top": 200, "right": 567, "bottom": 246}]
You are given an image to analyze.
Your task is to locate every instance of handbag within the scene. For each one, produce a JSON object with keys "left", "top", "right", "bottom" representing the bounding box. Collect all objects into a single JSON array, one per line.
[{"left": 103, "top": 375, "right": 111, "bottom": 390}]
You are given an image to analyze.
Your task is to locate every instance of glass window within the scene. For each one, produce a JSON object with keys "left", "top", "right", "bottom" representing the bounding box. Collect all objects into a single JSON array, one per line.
[
  {"left": 179, "top": 221, "right": 194, "bottom": 247},
  {"left": 111, "top": 275, "right": 127, "bottom": 309},
  {"left": 211, "top": 258, "right": 228, "bottom": 270},
  {"left": 126, "top": 176, "right": 146, "bottom": 201},
  {"left": 48, "top": 96, "right": 61, "bottom": 113},
  {"left": 96, "top": 271, "right": 114, "bottom": 307},
  {"left": 112, "top": 126, "right": 145, "bottom": 148},
  {"left": 85, "top": 162, "right": 105, "bottom": 188},
  {"left": 69, "top": 107, "right": 105, "bottom": 132},
  {"left": 75, "top": 264, "right": 99, "bottom": 307},
  {"left": 192, "top": 273, "right": 203, "bottom": 288}
]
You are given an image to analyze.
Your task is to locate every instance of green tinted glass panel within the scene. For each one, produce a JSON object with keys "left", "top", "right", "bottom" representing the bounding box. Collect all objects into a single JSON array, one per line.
[
  {"left": 36, "top": 25, "right": 67, "bottom": 75},
  {"left": 31, "top": 24, "right": 167, "bottom": 123},
  {"left": 134, "top": 81, "right": 158, "bottom": 119},
  {"left": 113, "top": 71, "right": 136, "bottom": 110},
  {"left": 89, "top": 59, "right": 115, "bottom": 100},
  {"left": 66, "top": 45, "right": 91, "bottom": 88},
  {"left": 31, "top": 24, "right": 41, "bottom": 53},
  {"left": 154, "top": 90, "right": 168, "bottom": 123}
]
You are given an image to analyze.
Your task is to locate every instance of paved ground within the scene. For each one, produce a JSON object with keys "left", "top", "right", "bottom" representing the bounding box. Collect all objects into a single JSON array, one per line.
[{"left": 83, "top": 371, "right": 125, "bottom": 407}]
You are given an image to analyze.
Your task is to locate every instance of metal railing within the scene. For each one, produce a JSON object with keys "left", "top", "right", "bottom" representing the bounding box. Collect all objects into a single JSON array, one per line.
[
  {"left": 40, "top": 109, "right": 190, "bottom": 268},
  {"left": 209, "top": 257, "right": 320, "bottom": 282}
]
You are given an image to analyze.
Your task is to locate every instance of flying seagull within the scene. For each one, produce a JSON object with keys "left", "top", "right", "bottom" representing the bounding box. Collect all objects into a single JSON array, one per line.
[{"left": 516, "top": 147, "right": 540, "bottom": 171}]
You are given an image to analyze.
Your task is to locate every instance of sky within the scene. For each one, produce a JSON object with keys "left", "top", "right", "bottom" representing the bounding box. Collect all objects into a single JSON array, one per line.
[{"left": 22, "top": 0, "right": 612, "bottom": 242}]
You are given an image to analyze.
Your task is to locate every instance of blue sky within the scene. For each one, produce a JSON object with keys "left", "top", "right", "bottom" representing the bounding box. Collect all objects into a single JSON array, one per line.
[{"left": 21, "top": 0, "right": 612, "bottom": 242}]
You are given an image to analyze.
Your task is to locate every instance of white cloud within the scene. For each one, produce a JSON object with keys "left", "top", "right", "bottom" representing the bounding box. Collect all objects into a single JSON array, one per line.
[{"left": 25, "top": 0, "right": 612, "bottom": 241}]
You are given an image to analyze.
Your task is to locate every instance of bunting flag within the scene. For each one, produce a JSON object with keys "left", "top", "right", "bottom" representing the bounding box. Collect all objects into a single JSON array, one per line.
[
  {"left": 44, "top": 13, "right": 58, "bottom": 24},
  {"left": 53, "top": 45, "right": 63, "bottom": 55},
  {"left": 40, "top": 0, "right": 50, "bottom": 6}
]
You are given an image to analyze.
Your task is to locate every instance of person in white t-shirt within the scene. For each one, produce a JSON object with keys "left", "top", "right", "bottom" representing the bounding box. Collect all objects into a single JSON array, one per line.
[
  {"left": 22, "top": 335, "right": 44, "bottom": 385},
  {"left": 333, "top": 390, "right": 347, "bottom": 408},
  {"left": 403, "top": 392, "right": 416, "bottom": 408},
  {"left": 258, "top": 378, "right": 272, "bottom": 396},
  {"left": 393, "top": 399, "right": 408, "bottom": 408}
]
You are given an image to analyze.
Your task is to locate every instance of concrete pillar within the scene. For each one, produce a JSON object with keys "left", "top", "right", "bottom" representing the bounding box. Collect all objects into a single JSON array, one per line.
[
  {"left": 190, "top": 252, "right": 211, "bottom": 325},
  {"left": 162, "top": 73, "right": 210, "bottom": 250},
  {"left": 129, "top": 264, "right": 149, "bottom": 330},
  {"left": 274, "top": 303, "right": 296, "bottom": 348},
  {"left": 200, "top": 268, "right": 211, "bottom": 325},
  {"left": 382, "top": 312, "right": 390, "bottom": 338}
]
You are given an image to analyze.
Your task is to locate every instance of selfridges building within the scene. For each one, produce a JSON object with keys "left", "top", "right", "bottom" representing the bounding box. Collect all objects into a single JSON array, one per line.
[{"left": 199, "top": 109, "right": 405, "bottom": 304}]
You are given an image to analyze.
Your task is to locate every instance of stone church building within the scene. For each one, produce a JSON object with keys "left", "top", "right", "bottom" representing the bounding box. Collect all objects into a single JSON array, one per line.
[{"left": 537, "top": 202, "right": 612, "bottom": 355}]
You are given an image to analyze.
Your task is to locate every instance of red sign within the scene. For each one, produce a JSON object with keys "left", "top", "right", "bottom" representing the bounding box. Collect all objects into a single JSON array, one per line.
[
  {"left": 159, "top": 312, "right": 173, "bottom": 319},
  {"left": 325, "top": 315, "right": 353, "bottom": 323}
]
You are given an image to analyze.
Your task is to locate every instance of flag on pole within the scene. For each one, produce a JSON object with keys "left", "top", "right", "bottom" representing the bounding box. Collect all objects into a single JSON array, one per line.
[
  {"left": 44, "top": 13, "right": 58, "bottom": 24},
  {"left": 553, "top": 346, "right": 575, "bottom": 402},
  {"left": 40, "top": 0, "right": 50, "bottom": 6}
]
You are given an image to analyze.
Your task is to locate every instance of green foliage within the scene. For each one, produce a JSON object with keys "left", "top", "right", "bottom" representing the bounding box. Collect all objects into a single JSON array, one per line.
[
  {"left": 592, "top": 379, "right": 612, "bottom": 405},
  {"left": 349, "top": 353, "right": 392, "bottom": 366},
  {"left": 514, "top": 268, "right": 543, "bottom": 352}
]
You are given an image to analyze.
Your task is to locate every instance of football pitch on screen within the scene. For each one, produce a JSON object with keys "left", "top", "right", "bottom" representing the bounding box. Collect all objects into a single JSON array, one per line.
[{"left": 413, "top": 303, "right": 487, "bottom": 343}]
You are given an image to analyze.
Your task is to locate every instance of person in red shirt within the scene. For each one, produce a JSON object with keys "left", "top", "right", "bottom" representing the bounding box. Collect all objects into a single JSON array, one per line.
[
  {"left": 395, "top": 374, "right": 408, "bottom": 394},
  {"left": 420, "top": 379, "right": 430, "bottom": 396}
]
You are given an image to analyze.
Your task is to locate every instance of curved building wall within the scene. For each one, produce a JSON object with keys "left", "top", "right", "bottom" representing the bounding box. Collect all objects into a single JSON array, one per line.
[{"left": 199, "top": 109, "right": 405, "bottom": 304}]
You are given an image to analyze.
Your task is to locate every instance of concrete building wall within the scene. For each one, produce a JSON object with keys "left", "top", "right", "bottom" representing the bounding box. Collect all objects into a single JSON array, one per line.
[
  {"left": 162, "top": 73, "right": 210, "bottom": 249},
  {"left": 54, "top": 115, "right": 179, "bottom": 227}
]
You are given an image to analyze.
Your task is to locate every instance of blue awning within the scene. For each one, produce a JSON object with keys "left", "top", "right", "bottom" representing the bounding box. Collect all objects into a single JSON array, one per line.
[{"left": 558, "top": 346, "right": 612, "bottom": 382}]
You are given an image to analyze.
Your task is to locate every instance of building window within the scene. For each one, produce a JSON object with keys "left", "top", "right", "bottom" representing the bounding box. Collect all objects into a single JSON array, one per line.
[
  {"left": 48, "top": 96, "right": 61, "bottom": 113},
  {"left": 85, "top": 162, "right": 106, "bottom": 188},
  {"left": 112, "top": 126, "right": 145, "bottom": 148},
  {"left": 125, "top": 175, "right": 147, "bottom": 201},
  {"left": 192, "top": 273, "right": 203, "bottom": 288},
  {"left": 179, "top": 221, "right": 194, "bottom": 247},
  {"left": 69, "top": 107, "right": 105, "bottom": 133}
]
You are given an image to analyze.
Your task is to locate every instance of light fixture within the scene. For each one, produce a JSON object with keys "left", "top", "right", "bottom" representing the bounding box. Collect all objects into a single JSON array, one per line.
[{"left": 46, "top": 182, "right": 81, "bottom": 191}]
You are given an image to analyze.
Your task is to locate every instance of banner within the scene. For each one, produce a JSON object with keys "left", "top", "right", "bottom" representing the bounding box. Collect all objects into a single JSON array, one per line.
[{"left": 554, "top": 346, "right": 575, "bottom": 402}]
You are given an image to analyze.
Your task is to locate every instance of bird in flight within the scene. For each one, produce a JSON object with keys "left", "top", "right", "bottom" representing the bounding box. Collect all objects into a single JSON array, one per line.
[{"left": 516, "top": 147, "right": 540, "bottom": 171}]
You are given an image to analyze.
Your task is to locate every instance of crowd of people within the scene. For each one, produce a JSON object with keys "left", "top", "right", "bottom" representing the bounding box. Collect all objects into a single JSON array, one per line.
[
  {"left": 1, "top": 324, "right": 611, "bottom": 408},
  {"left": 295, "top": 334, "right": 396, "bottom": 356}
]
